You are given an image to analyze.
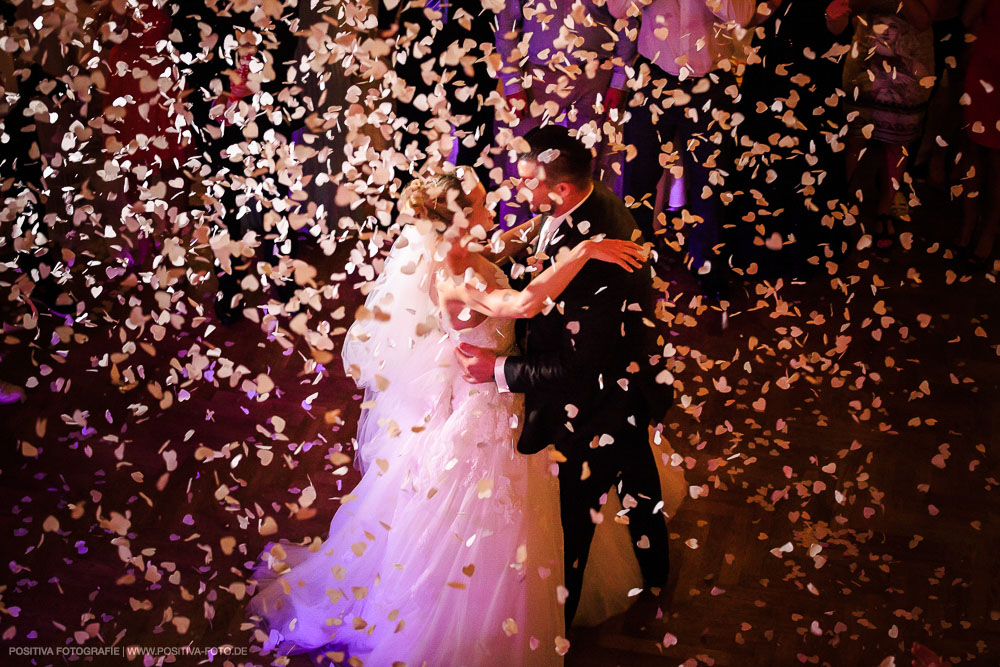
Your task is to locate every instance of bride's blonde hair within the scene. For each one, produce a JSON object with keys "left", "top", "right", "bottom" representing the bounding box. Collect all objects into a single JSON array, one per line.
[{"left": 398, "top": 169, "right": 478, "bottom": 232}]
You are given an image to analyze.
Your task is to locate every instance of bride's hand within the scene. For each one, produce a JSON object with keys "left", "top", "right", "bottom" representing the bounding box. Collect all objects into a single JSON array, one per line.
[{"left": 578, "top": 238, "right": 647, "bottom": 272}]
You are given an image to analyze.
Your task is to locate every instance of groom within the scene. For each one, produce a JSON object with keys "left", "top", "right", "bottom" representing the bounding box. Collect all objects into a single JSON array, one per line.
[{"left": 456, "top": 125, "right": 673, "bottom": 625}]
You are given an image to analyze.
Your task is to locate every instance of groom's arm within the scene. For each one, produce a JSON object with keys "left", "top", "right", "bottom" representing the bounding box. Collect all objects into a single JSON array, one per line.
[
  {"left": 500, "top": 271, "right": 634, "bottom": 394},
  {"left": 459, "top": 276, "right": 625, "bottom": 390}
]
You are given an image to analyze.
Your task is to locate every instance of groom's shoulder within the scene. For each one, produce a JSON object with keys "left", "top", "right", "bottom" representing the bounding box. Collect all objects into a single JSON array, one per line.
[{"left": 586, "top": 182, "right": 641, "bottom": 239}]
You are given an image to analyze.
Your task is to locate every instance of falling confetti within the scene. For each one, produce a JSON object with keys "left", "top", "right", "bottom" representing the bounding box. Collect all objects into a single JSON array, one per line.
[{"left": 0, "top": 0, "right": 997, "bottom": 665}]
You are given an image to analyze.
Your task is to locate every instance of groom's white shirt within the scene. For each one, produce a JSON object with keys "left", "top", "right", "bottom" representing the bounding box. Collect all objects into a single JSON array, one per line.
[{"left": 494, "top": 183, "right": 595, "bottom": 393}]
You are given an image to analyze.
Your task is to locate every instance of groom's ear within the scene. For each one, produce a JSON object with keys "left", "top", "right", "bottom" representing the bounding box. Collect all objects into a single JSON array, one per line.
[{"left": 552, "top": 181, "right": 573, "bottom": 202}]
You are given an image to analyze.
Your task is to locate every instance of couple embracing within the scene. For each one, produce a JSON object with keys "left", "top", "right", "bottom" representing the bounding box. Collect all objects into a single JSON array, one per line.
[{"left": 248, "top": 126, "right": 675, "bottom": 665}]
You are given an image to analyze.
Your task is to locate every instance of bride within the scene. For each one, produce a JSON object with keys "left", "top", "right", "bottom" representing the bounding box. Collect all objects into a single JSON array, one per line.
[{"left": 248, "top": 168, "right": 667, "bottom": 665}]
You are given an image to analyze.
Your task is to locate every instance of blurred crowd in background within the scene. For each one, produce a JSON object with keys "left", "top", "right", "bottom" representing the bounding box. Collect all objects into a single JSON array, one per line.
[{"left": 1, "top": 0, "right": 997, "bottom": 347}]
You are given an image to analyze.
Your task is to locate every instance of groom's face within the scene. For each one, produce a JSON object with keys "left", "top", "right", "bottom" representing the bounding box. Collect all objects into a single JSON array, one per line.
[{"left": 516, "top": 159, "right": 559, "bottom": 215}]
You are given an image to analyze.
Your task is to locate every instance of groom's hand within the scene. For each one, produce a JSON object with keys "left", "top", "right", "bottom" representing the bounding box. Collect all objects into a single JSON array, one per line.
[{"left": 455, "top": 342, "right": 496, "bottom": 384}]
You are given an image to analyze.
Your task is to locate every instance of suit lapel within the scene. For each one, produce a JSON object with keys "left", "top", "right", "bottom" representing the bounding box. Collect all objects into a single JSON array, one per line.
[
  {"left": 524, "top": 191, "right": 596, "bottom": 348},
  {"left": 544, "top": 207, "right": 589, "bottom": 267}
]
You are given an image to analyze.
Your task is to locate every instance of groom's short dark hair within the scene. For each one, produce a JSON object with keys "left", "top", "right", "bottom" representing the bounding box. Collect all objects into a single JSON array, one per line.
[{"left": 521, "top": 125, "right": 593, "bottom": 189}]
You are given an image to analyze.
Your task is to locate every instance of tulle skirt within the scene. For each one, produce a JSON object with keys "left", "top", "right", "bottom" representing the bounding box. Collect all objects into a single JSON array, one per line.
[
  {"left": 248, "top": 386, "right": 567, "bottom": 665},
  {"left": 248, "top": 382, "right": 685, "bottom": 665}
]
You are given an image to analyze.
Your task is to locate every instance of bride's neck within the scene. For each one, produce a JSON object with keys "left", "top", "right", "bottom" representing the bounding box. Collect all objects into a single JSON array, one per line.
[{"left": 444, "top": 240, "right": 472, "bottom": 274}]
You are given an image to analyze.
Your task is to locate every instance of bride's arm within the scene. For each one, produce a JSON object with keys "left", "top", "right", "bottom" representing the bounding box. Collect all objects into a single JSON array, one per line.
[
  {"left": 437, "top": 239, "right": 646, "bottom": 320},
  {"left": 479, "top": 216, "right": 544, "bottom": 264}
]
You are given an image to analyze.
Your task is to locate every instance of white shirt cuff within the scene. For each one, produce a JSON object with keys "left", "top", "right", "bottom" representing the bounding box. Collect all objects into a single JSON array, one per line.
[{"left": 494, "top": 356, "right": 511, "bottom": 393}]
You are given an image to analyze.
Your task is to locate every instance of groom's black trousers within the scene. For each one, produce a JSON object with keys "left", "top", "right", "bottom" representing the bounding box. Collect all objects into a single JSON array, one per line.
[{"left": 558, "top": 401, "right": 670, "bottom": 626}]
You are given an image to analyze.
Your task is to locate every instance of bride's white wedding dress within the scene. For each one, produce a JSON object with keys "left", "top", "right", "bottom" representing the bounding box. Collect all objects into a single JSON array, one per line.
[{"left": 248, "top": 225, "right": 671, "bottom": 665}]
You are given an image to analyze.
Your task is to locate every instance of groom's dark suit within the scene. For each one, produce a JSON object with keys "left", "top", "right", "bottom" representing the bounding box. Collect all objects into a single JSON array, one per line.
[{"left": 503, "top": 182, "right": 673, "bottom": 624}]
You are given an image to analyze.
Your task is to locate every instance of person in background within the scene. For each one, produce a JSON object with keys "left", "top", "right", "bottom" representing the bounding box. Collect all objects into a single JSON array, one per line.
[
  {"left": 495, "top": 0, "right": 637, "bottom": 223},
  {"left": 102, "top": 4, "right": 189, "bottom": 269},
  {"left": 827, "top": 0, "right": 938, "bottom": 248},
  {"left": 730, "top": 0, "right": 851, "bottom": 280},
  {"left": 913, "top": 0, "right": 967, "bottom": 191},
  {"left": 376, "top": 0, "right": 496, "bottom": 188},
  {"left": 955, "top": 0, "right": 999, "bottom": 266},
  {"left": 172, "top": 3, "right": 300, "bottom": 324},
  {"left": 1, "top": 0, "right": 93, "bottom": 316},
  {"left": 621, "top": 0, "right": 756, "bottom": 305}
]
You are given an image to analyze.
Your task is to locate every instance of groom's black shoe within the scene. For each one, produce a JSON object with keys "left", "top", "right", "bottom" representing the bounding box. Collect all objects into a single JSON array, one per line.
[{"left": 695, "top": 268, "right": 729, "bottom": 306}]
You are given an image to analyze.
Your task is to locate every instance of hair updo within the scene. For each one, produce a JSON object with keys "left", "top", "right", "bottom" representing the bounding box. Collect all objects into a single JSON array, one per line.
[{"left": 398, "top": 169, "right": 479, "bottom": 232}]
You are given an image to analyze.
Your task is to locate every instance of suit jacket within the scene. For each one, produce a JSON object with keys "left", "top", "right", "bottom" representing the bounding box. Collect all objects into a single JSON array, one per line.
[{"left": 506, "top": 183, "right": 674, "bottom": 455}]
